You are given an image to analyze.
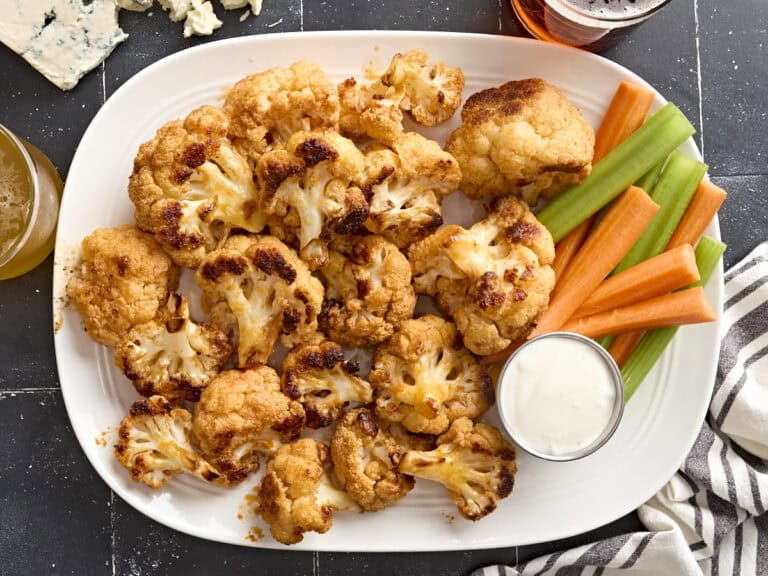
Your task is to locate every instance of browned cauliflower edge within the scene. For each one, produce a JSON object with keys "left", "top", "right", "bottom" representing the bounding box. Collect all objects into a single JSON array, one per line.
[
  {"left": 66, "top": 225, "right": 180, "bottom": 347},
  {"left": 196, "top": 234, "right": 324, "bottom": 367},
  {"left": 399, "top": 417, "right": 516, "bottom": 521},
  {"left": 129, "top": 105, "right": 265, "bottom": 268},
  {"left": 256, "top": 439, "right": 360, "bottom": 545},
  {"left": 409, "top": 196, "right": 556, "bottom": 356},
  {"left": 114, "top": 395, "right": 225, "bottom": 489},
  {"left": 330, "top": 407, "right": 415, "bottom": 511},
  {"left": 337, "top": 76, "right": 405, "bottom": 144},
  {"left": 192, "top": 366, "right": 306, "bottom": 484},
  {"left": 446, "top": 78, "right": 594, "bottom": 204},
  {"left": 318, "top": 234, "right": 415, "bottom": 347},
  {"left": 281, "top": 340, "right": 373, "bottom": 429},
  {"left": 114, "top": 293, "right": 232, "bottom": 402},
  {"left": 370, "top": 315, "right": 493, "bottom": 435}
]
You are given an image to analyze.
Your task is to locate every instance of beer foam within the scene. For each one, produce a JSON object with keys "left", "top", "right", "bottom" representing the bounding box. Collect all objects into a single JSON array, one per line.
[
  {"left": 563, "top": 0, "right": 667, "bottom": 20},
  {"left": 0, "top": 148, "right": 32, "bottom": 257}
]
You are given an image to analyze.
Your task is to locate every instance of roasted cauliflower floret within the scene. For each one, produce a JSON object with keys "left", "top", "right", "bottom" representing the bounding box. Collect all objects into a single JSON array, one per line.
[
  {"left": 318, "top": 235, "right": 415, "bottom": 347},
  {"left": 409, "top": 196, "right": 555, "bottom": 356},
  {"left": 66, "top": 225, "right": 180, "bottom": 346},
  {"left": 370, "top": 315, "right": 493, "bottom": 435},
  {"left": 192, "top": 366, "right": 306, "bottom": 484},
  {"left": 446, "top": 78, "right": 594, "bottom": 204},
  {"left": 380, "top": 50, "right": 464, "bottom": 126},
  {"left": 129, "top": 105, "right": 265, "bottom": 268},
  {"left": 223, "top": 62, "right": 340, "bottom": 166},
  {"left": 196, "top": 234, "right": 323, "bottom": 367},
  {"left": 281, "top": 341, "right": 373, "bottom": 428},
  {"left": 330, "top": 407, "right": 414, "bottom": 511},
  {"left": 114, "top": 395, "right": 224, "bottom": 489},
  {"left": 114, "top": 294, "right": 232, "bottom": 402},
  {"left": 337, "top": 76, "right": 405, "bottom": 143},
  {"left": 256, "top": 130, "right": 369, "bottom": 270},
  {"left": 399, "top": 417, "right": 516, "bottom": 521},
  {"left": 362, "top": 132, "right": 461, "bottom": 248},
  {"left": 256, "top": 439, "right": 360, "bottom": 545}
]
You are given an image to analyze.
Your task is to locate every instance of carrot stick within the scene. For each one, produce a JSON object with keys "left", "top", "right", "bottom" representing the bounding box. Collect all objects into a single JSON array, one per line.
[
  {"left": 570, "top": 244, "right": 700, "bottom": 319},
  {"left": 529, "top": 186, "right": 659, "bottom": 339},
  {"left": 666, "top": 180, "right": 728, "bottom": 250},
  {"left": 552, "top": 81, "right": 655, "bottom": 279},
  {"left": 560, "top": 287, "right": 716, "bottom": 338},
  {"left": 608, "top": 331, "right": 646, "bottom": 367}
]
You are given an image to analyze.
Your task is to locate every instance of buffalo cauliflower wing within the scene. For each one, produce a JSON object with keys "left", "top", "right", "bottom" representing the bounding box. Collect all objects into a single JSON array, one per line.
[
  {"left": 446, "top": 78, "right": 594, "bottom": 204},
  {"left": 399, "top": 417, "right": 516, "bottom": 520},
  {"left": 256, "top": 438, "right": 359, "bottom": 545},
  {"left": 256, "top": 130, "right": 369, "bottom": 270},
  {"left": 281, "top": 340, "right": 373, "bottom": 428},
  {"left": 114, "top": 395, "right": 224, "bottom": 488},
  {"left": 362, "top": 132, "right": 461, "bottom": 248},
  {"left": 192, "top": 366, "right": 306, "bottom": 484},
  {"left": 196, "top": 234, "right": 323, "bottom": 367},
  {"left": 129, "top": 105, "right": 265, "bottom": 268},
  {"left": 337, "top": 76, "right": 405, "bottom": 144},
  {"left": 114, "top": 293, "right": 232, "bottom": 402},
  {"left": 223, "top": 62, "right": 340, "bottom": 166},
  {"left": 409, "top": 196, "right": 555, "bottom": 356},
  {"left": 318, "top": 234, "right": 415, "bottom": 347},
  {"left": 330, "top": 407, "right": 414, "bottom": 511},
  {"left": 370, "top": 315, "right": 493, "bottom": 435},
  {"left": 66, "top": 225, "right": 180, "bottom": 346}
]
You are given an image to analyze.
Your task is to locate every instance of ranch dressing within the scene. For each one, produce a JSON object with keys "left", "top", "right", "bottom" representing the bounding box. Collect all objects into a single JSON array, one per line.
[{"left": 501, "top": 336, "right": 617, "bottom": 457}]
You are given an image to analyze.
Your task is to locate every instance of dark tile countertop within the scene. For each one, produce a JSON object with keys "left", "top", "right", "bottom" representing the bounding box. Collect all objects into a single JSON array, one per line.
[{"left": 0, "top": 1, "right": 765, "bottom": 574}]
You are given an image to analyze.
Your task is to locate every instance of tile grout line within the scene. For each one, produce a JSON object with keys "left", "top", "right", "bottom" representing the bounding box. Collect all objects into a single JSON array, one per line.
[
  {"left": 498, "top": 0, "right": 503, "bottom": 32},
  {"left": 693, "top": 0, "right": 705, "bottom": 161},
  {"left": 101, "top": 61, "right": 106, "bottom": 105},
  {"left": 110, "top": 490, "right": 116, "bottom": 576},
  {"left": 0, "top": 387, "right": 59, "bottom": 395},
  {"left": 312, "top": 551, "right": 319, "bottom": 576},
  {"left": 299, "top": 0, "right": 304, "bottom": 31}
]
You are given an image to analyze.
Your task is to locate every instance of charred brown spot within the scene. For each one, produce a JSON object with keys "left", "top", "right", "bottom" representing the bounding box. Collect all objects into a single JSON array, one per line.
[
  {"left": 305, "top": 407, "right": 334, "bottom": 429},
  {"left": 477, "top": 272, "right": 506, "bottom": 309},
  {"left": 116, "top": 256, "right": 130, "bottom": 276},
  {"left": 503, "top": 269, "right": 517, "bottom": 283},
  {"left": 356, "top": 277, "right": 372, "bottom": 298},
  {"left": 480, "top": 369, "right": 495, "bottom": 405},
  {"left": 260, "top": 157, "right": 304, "bottom": 193},
  {"left": 184, "top": 142, "right": 207, "bottom": 169},
  {"left": 294, "top": 289, "right": 309, "bottom": 303},
  {"left": 304, "top": 304, "right": 314, "bottom": 324},
  {"left": 505, "top": 221, "right": 539, "bottom": 243},
  {"left": 355, "top": 408, "right": 379, "bottom": 438},
  {"left": 333, "top": 202, "right": 369, "bottom": 235},
  {"left": 202, "top": 469, "right": 221, "bottom": 482},
  {"left": 296, "top": 343, "right": 345, "bottom": 372},
  {"left": 437, "top": 90, "right": 445, "bottom": 103},
  {"left": 361, "top": 165, "right": 395, "bottom": 200},
  {"left": 252, "top": 248, "right": 297, "bottom": 283},
  {"left": 521, "top": 266, "right": 535, "bottom": 280},
  {"left": 173, "top": 167, "right": 193, "bottom": 184},
  {"left": 513, "top": 288, "right": 527, "bottom": 302},
  {"left": 341, "top": 359, "right": 359, "bottom": 374},
  {"left": 272, "top": 411, "right": 306, "bottom": 441},
  {"left": 497, "top": 468, "right": 516, "bottom": 498},
  {"left": 542, "top": 162, "right": 586, "bottom": 174},
  {"left": 282, "top": 372, "right": 301, "bottom": 400},
  {"left": 200, "top": 254, "right": 248, "bottom": 281},
  {"left": 282, "top": 308, "right": 301, "bottom": 332},
  {"left": 463, "top": 78, "right": 546, "bottom": 126},
  {"left": 295, "top": 138, "right": 339, "bottom": 167},
  {"left": 159, "top": 203, "right": 206, "bottom": 250}
]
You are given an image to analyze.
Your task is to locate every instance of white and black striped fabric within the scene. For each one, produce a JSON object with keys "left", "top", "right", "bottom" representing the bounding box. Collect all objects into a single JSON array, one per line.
[{"left": 472, "top": 241, "right": 768, "bottom": 576}]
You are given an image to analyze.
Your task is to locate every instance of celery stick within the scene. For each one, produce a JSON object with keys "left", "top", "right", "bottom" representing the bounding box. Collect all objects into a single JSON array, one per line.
[
  {"left": 595, "top": 335, "right": 615, "bottom": 349},
  {"left": 635, "top": 158, "right": 667, "bottom": 193},
  {"left": 614, "top": 151, "right": 707, "bottom": 274},
  {"left": 621, "top": 236, "right": 725, "bottom": 401},
  {"left": 538, "top": 103, "right": 695, "bottom": 242}
]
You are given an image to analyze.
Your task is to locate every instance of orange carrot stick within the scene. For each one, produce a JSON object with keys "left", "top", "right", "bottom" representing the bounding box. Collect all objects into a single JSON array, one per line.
[
  {"left": 529, "top": 186, "right": 659, "bottom": 339},
  {"left": 560, "top": 287, "right": 716, "bottom": 338},
  {"left": 570, "top": 244, "right": 700, "bottom": 319},
  {"left": 552, "top": 81, "right": 655, "bottom": 280},
  {"left": 608, "top": 330, "right": 646, "bottom": 368},
  {"left": 666, "top": 180, "right": 728, "bottom": 249}
]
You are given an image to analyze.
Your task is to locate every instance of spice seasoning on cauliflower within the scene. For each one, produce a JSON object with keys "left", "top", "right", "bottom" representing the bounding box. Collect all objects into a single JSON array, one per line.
[
  {"left": 399, "top": 417, "right": 516, "bottom": 521},
  {"left": 256, "top": 130, "right": 369, "bottom": 270},
  {"left": 129, "top": 105, "right": 266, "bottom": 268},
  {"left": 114, "top": 293, "right": 232, "bottom": 402},
  {"left": 196, "top": 234, "right": 323, "bottom": 367},
  {"left": 66, "top": 225, "right": 180, "bottom": 347},
  {"left": 370, "top": 315, "right": 493, "bottom": 435},
  {"left": 281, "top": 340, "right": 373, "bottom": 428},
  {"left": 409, "top": 196, "right": 556, "bottom": 356},
  {"left": 114, "top": 395, "right": 225, "bottom": 489},
  {"left": 330, "top": 407, "right": 415, "bottom": 511},
  {"left": 446, "top": 78, "right": 595, "bottom": 205},
  {"left": 192, "top": 366, "right": 306, "bottom": 484},
  {"left": 256, "top": 438, "right": 360, "bottom": 545},
  {"left": 318, "top": 235, "right": 415, "bottom": 347},
  {"left": 362, "top": 132, "right": 461, "bottom": 249},
  {"left": 337, "top": 76, "right": 405, "bottom": 144}
]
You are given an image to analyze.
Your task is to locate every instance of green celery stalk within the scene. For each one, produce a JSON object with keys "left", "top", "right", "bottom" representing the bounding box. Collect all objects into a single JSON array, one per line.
[
  {"left": 614, "top": 151, "right": 707, "bottom": 274},
  {"left": 621, "top": 236, "right": 726, "bottom": 400},
  {"left": 538, "top": 103, "right": 695, "bottom": 242},
  {"left": 635, "top": 158, "right": 667, "bottom": 193},
  {"left": 595, "top": 335, "right": 616, "bottom": 349}
]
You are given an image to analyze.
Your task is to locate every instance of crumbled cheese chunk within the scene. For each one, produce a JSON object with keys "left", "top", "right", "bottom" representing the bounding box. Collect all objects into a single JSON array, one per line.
[
  {"left": 0, "top": 0, "right": 127, "bottom": 91},
  {"left": 183, "top": 0, "right": 222, "bottom": 37},
  {"left": 220, "top": 0, "right": 262, "bottom": 15},
  {"left": 157, "top": 0, "right": 194, "bottom": 21},
  {"left": 115, "top": 0, "right": 153, "bottom": 11}
]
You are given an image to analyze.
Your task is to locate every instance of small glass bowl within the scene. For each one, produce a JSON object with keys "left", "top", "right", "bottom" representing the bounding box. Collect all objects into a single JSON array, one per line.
[{"left": 496, "top": 331, "right": 625, "bottom": 462}]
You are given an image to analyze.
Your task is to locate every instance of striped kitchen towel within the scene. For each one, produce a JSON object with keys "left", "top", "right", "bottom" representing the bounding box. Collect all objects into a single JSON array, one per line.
[{"left": 472, "top": 241, "right": 768, "bottom": 576}]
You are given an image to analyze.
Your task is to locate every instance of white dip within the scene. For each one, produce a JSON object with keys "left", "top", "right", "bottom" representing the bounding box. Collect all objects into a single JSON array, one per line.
[{"left": 501, "top": 336, "right": 617, "bottom": 457}]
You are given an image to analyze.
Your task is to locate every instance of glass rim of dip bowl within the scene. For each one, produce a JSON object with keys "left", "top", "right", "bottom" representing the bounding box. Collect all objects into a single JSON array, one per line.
[
  {"left": 0, "top": 124, "right": 40, "bottom": 270},
  {"left": 543, "top": 0, "right": 674, "bottom": 29},
  {"left": 496, "top": 331, "right": 625, "bottom": 462}
]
